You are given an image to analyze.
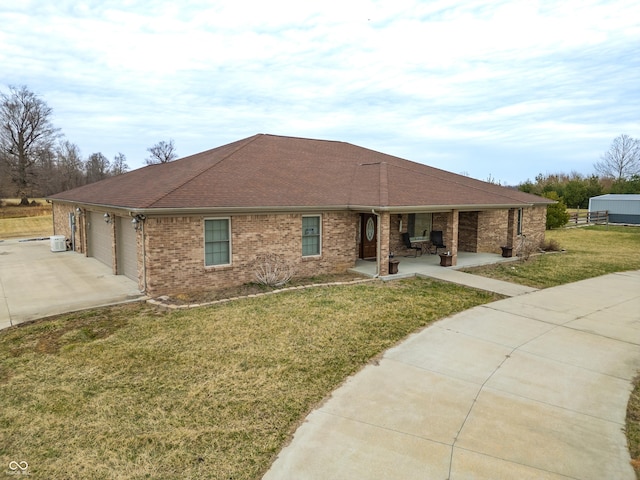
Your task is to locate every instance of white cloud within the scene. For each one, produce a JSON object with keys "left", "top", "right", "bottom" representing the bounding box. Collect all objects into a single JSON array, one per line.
[{"left": 0, "top": 0, "right": 638, "bottom": 184}]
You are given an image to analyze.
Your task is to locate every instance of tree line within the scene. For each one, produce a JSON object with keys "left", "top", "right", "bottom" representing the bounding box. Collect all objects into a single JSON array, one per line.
[
  {"left": 517, "top": 134, "right": 640, "bottom": 228},
  {"left": 0, "top": 85, "right": 177, "bottom": 205},
  {"left": 517, "top": 133, "right": 640, "bottom": 208}
]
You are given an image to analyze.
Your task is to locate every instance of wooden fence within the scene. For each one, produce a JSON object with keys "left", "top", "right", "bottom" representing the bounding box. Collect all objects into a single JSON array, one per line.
[{"left": 567, "top": 210, "right": 608, "bottom": 226}]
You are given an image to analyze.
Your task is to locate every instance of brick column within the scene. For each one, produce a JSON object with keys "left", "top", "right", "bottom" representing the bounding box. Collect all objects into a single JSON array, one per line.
[
  {"left": 445, "top": 210, "right": 459, "bottom": 266},
  {"left": 379, "top": 211, "right": 390, "bottom": 275},
  {"left": 110, "top": 219, "right": 118, "bottom": 275},
  {"left": 79, "top": 209, "right": 88, "bottom": 255},
  {"left": 507, "top": 208, "right": 517, "bottom": 247}
]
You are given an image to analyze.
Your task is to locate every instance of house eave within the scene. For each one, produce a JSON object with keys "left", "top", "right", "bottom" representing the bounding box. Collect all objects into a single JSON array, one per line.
[
  {"left": 49, "top": 200, "right": 354, "bottom": 216},
  {"left": 349, "top": 203, "right": 536, "bottom": 213},
  {"left": 50, "top": 199, "right": 542, "bottom": 216}
]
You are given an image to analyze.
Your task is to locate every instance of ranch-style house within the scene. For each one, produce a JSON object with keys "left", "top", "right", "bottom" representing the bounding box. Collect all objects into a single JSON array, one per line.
[{"left": 48, "top": 134, "right": 553, "bottom": 295}]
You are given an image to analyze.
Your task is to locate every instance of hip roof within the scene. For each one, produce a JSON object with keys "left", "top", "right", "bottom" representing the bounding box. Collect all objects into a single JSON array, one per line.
[{"left": 49, "top": 134, "right": 552, "bottom": 211}]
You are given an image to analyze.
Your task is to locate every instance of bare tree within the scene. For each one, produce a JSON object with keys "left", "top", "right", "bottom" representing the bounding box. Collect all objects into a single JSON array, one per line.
[
  {"left": 35, "top": 146, "right": 57, "bottom": 196},
  {"left": 85, "top": 152, "right": 110, "bottom": 184},
  {"left": 55, "top": 141, "right": 85, "bottom": 192},
  {"left": 111, "top": 152, "right": 129, "bottom": 176},
  {"left": 594, "top": 134, "right": 640, "bottom": 180},
  {"left": 145, "top": 139, "right": 178, "bottom": 165},
  {"left": 0, "top": 85, "right": 60, "bottom": 204}
]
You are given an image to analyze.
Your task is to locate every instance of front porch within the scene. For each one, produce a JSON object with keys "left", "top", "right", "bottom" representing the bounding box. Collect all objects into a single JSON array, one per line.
[{"left": 350, "top": 251, "right": 520, "bottom": 279}]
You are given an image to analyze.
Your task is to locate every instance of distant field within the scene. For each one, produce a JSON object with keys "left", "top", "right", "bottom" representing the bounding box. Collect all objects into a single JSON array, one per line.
[{"left": 0, "top": 199, "right": 52, "bottom": 239}]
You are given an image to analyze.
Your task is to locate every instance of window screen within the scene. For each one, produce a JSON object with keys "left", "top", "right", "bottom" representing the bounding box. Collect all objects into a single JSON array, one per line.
[
  {"left": 205, "top": 219, "right": 230, "bottom": 266},
  {"left": 302, "top": 216, "right": 320, "bottom": 256}
]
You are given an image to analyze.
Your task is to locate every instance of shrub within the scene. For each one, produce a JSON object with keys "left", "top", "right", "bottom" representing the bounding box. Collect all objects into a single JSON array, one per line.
[
  {"left": 541, "top": 238, "right": 562, "bottom": 252},
  {"left": 544, "top": 192, "right": 570, "bottom": 229},
  {"left": 252, "top": 253, "right": 294, "bottom": 287},
  {"left": 516, "top": 235, "right": 536, "bottom": 260}
]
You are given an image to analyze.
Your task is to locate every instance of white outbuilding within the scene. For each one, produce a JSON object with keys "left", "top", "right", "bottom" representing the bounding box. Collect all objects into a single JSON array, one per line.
[{"left": 589, "top": 194, "right": 640, "bottom": 224}]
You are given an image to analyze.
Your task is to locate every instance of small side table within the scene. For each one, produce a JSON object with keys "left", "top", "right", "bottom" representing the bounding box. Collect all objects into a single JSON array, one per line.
[
  {"left": 439, "top": 253, "right": 453, "bottom": 267},
  {"left": 389, "top": 259, "right": 400, "bottom": 274}
]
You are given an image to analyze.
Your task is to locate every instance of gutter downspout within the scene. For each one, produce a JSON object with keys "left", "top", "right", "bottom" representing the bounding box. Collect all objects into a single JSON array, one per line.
[
  {"left": 371, "top": 209, "right": 380, "bottom": 278},
  {"left": 141, "top": 220, "right": 147, "bottom": 294}
]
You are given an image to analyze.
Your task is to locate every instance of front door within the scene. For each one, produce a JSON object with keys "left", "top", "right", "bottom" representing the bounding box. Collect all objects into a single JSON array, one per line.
[{"left": 360, "top": 213, "right": 377, "bottom": 258}]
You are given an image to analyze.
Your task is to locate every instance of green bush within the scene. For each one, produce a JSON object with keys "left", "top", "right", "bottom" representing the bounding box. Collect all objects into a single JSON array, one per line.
[{"left": 544, "top": 192, "right": 570, "bottom": 229}]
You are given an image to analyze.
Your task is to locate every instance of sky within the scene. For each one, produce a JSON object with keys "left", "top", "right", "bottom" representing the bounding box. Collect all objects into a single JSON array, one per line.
[{"left": 1, "top": 0, "right": 639, "bottom": 185}]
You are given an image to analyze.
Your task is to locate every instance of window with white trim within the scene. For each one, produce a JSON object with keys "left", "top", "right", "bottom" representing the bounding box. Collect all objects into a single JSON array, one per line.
[
  {"left": 302, "top": 215, "right": 321, "bottom": 256},
  {"left": 204, "top": 218, "right": 231, "bottom": 266}
]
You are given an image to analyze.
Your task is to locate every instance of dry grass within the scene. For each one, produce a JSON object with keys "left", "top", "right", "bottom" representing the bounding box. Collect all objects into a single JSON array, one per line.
[
  {"left": 0, "top": 278, "right": 498, "bottom": 479},
  {"left": 0, "top": 215, "right": 53, "bottom": 239},
  {"left": 0, "top": 199, "right": 52, "bottom": 239}
]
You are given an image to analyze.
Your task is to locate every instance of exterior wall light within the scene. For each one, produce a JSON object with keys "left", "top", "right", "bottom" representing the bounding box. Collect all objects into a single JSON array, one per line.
[
  {"left": 132, "top": 214, "right": 146, "bottom": 230},
  {"left": 104, "top": 213, "right": 112, "bottom": 223}
]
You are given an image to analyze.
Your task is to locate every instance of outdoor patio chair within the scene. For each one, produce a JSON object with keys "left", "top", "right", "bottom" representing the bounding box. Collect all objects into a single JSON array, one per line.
[
  {"left": 429, "top": 230, "right": 446, "bottom": 254},
  {"left": 402, "top": 232, "right": 423, "bottom": 257}
]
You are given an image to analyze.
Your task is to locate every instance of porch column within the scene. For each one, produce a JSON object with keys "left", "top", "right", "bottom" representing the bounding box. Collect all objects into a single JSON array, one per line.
[
  {"left": 379, "top": 211, "right": 391, "bottom": 275},
  {"left": 445, "top": 209, "right": 459, "bottom": 266},
  {"left": 79, "top": 209, "right": 88, "bottom": 255},
  {"left": 507, "top": 208, "right": 517, "bottom": 247}
]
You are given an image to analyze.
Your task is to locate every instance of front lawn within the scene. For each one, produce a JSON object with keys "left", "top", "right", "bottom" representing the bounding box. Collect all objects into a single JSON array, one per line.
[{"left": 0, "top": 278, "right": 498, "bottom": 479}]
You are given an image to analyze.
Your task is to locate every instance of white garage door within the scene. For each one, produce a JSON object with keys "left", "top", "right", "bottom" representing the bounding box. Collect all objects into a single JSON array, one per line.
[
  {"left": 117, "top": 216, "right": 138, "bottom": 281},
  {"left": 87, "top": 211, "right": 112, "bottom": 268}
]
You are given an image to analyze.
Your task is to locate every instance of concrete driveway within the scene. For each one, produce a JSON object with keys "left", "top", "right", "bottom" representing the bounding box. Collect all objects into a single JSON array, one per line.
[
  {"left": 0, "top": 238, "right": 143, "bottom": 330},
  {"left": 264, "top": 270, "right": 640, "bottom": 480}
]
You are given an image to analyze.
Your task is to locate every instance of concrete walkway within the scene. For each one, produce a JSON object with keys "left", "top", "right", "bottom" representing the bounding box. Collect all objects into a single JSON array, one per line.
[
  {"left": 351, "top": 251, "right": 539, "bottom": 297},
  {"left": 420, "top": 268, "right": 538, "bottom": 297},
  {"left": 263, "top": 270, "right": 640, "bottom": 480}
]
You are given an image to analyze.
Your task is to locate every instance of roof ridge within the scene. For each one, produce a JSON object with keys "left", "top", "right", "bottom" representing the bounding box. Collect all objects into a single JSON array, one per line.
[
  {"left": 145, "top": 135, "right": 262, "bottom": 208},
  {"left": 261, "top": 133, "right": 347, "bottom": 145}
]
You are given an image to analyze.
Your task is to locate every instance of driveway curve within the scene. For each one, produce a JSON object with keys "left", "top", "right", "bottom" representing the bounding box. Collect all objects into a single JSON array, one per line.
[{"left": 264, "top": 270, "right": 640, "bottom": 480}]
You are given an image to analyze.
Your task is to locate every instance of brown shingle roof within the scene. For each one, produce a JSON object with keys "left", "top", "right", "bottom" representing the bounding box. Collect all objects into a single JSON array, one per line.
[{"left": 49, "top": 134, "right": 552, "bottom": 211}]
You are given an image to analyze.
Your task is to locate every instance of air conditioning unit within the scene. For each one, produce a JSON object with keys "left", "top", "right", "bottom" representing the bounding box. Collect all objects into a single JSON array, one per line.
[{"left": 50, "top": 235, "right": 66, "bottom": 252}]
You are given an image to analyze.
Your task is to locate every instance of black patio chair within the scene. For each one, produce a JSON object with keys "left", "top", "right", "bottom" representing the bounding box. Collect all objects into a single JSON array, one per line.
[
  {"left": 402, "top": 232, "right": 422, "bottom": 257},
  {"left": 429, "top": 230, "right": 446, "bottom": 254}
]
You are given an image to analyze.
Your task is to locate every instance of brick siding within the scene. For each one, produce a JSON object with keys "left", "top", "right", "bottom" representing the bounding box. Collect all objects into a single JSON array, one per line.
[
  {"left": 143, "top": 211, "right": 358, "bottom": 295},
  {"left": 476, "top": 210, "right": 509, "bottom": 253},
  {"left": 458, "top": 212, "right": 479, "bottom": 252},
  {"left": 51, "top": 202, "right": 548, "bottom": 296},
  {"left": 52, "top": 202, "right": 85, "bottom": 253},
  {"left": 522, "top": 206, "right": 547, "bottom": 247}
]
